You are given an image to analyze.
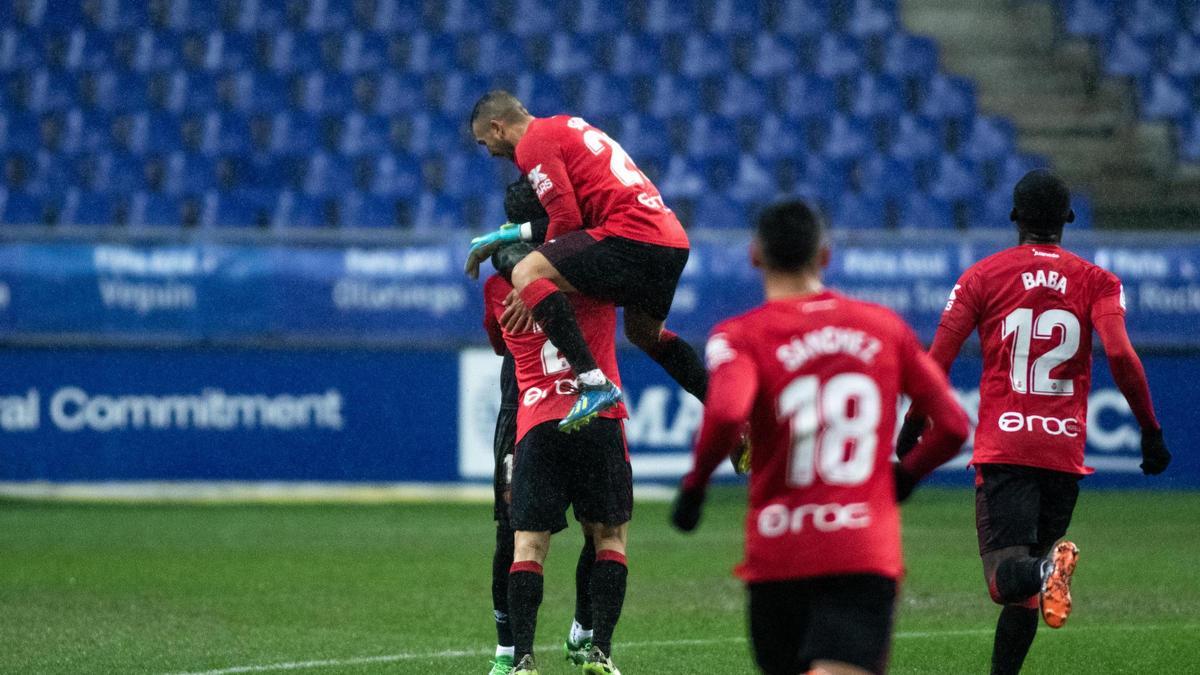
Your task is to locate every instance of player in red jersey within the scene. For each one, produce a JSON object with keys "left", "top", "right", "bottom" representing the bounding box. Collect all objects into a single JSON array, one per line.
[
  {"left": 484, "top": 240, "right": 633, "bottom": 675},
  {"left": 671, "top": 201, "right": 970, "bottom": 675},
  {"left": 466, "top": 90, "right": 707, "bottom": 434},
  {"left": 897, "top": 170, "right": 1171, "bottom": 675}
]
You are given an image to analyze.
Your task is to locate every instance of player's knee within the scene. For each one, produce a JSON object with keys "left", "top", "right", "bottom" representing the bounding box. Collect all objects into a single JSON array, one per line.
[{"left": 513, "top": 531, "right": 550, "bottom": 563}]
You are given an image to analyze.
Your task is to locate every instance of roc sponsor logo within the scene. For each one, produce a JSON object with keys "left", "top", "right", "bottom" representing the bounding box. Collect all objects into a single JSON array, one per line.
[
  {"left": 998, "top": 411, "right": 1080, "bottom": 437},
  {"left": 757, "top": 502, "right": 871, "bottom": 538}
]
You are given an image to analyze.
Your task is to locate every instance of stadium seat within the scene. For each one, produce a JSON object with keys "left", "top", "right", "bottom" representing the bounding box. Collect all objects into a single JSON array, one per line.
[
  {"left": 368, "top": 0, "right": 424, "bottom": 32},
  {"left": 164, "top": 152, "right": 216, "bottom": 195},
  {"left": 273, "top": 190, "right": 327, "bottom": 228},
  {"left": 338, "top": 113, "right": 389, "bottom": 158},
  {"left": 60, "top": 189, "right": 115, "bottom": 226},
  {"left": 0, "top": 189, "right": 47, "bottom": 224},
  {"left": 685, "top": 115, "right": 739, "bottom": 160},
  {"left": 659, "top": 155, "right": 708, "bottom": 199},
  {"left": 814, "top": 33, "right": 865, "bottom": 79},
  {"left": 679, "top": 33, "right": 732, "bottom": 79},
  {"left": 341, "top": 191, "right": 397, "bottom": 228},
  {"left": 773, "top": 0, "right": 831, "bottom": 38},
  {"left": 844, "top": 0, "right": 897, "bottom": 38},
  {"left": 509, "top": 0, "right": 560, "bottom": 37},
  {"left": 1175, "top": 112, "right": 1200, "bottom": 163},
  {"left": 543, "top": 32, "right": 595, "bottom": 77},
  {"left": 779, "top": 73, "right": 837, "bottom": 121},
  {"left": 1102, "top": 31, "right": 1154, "bottom": 79},
  {"left": 980, "top": 187, "right": 1012, "bottom": 228},
  {"left": 579, "top": 74, "right": 634, "bottom": 119},
  {"left": 407, "top": 112, "right": 461, "bottom": 158},
  {"left": 918, "top": 74, "right": 976, "bottom": 121},
  {"left": 706, "top": 0, "right": 762, "bottom": 36},
  {"left": 692, "top": 193, "right": 749, "bottom": 228},
  {"left": 822, "top": 114, "right": 873, "bottom": 162},
  {"left": 854, "top": 154, "right": 916, "bottom": 202},
  {"left": 618, "top": 113, "right": 672, "bottom": 167},
  {"left": 745, "top": 34, "right": 799, "bottom": 79},
  {"left": 607, "top": 32, "right": 663, "bottom": 77},
  {"left": 1123, "top": 0, "right": 1175, "bottom": 40},
  {"left": 729, "top": 154, "right": 779, "bottom": 203},
  {"left": 831, "top": 190, "right": 887, "bottom": 229},
  {"left": 850, "top": 73, "right": 904, "bottom": 119},
  {"left": 1061, "top": 0, "right": 1116, "bottom": 38},
  {"left": 803, "top": 155, "right": 854, "bottom": 206},
  {"left": 24, "top": 68, "right": 78, "bottom": 112},
  {"left": 375, "top": 73, "right": 425, "bottom": 115},
  {"left": 203, "top": 189, "right": 271, "bottom": 228},
  {"left": 1166, "top": 31, "right": 1200, "bottom": 78},
  {"left": 407, "top": 31, "right": 460, "bottom": 74},
  {"left": 441, "top": 153, "right": 499, "bottom": 199},
  {"left": 882, "top": 32, "right": 938, "bottom": 81},
  {"left": 961, "top": 116, "right": 1015, "bottom": 163},
  {"left": 1139, "top": 73, "right": 1191, "bottom": 122},
  {"left": 265, "top": 30, "right": 321, "bottom": 74},
  {"left": 439, "top": 0, "right": 492, "bottom": 34},
  {"left": 128, "top": 191, "right": 183, "bottom": 227},
  {"left": 716, "top": 74, "right": 771, "bottom": 120},
  {"left": 413, "top": 191, "right": 464, "bottom": 232},
  {"left": 928, "top": 153, "right": 981, "bottom": 203},
  {"left": 889, "top": 114, "right": 942, "bottom": 162},
  {"left": 648, "top": 74, "right": 701, "bottom": 119},
  {"left": 0, "top": 112, "right": 43, "bottom": 153},
  {"left": 26, "top": 150, "right": 77, "bottom": 195},
  {"left": 642, "top": 0, "right": 700, "bottom": 36},
  {"left": 303, "top": 151, "right": 354, "bottom": 196},
  {"left": 898, "top": 192, "right": 955, "bottom": 230}
]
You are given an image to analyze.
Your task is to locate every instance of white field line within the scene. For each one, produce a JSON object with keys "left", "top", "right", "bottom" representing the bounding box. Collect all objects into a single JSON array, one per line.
[{"left": 164, "top": 623, "right": 1198, "bottom": 675}]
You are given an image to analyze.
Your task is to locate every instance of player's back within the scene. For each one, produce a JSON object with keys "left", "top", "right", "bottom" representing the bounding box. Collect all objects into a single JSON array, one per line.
[
  {"left": 715, "top": 290, "right": 919, "bottom": 582},
  {"left": 516, "top": 115, "right": 688, "bottom": 247},
  {"left": 946, "top": 244, "right": 1125, "bottom": 474}
]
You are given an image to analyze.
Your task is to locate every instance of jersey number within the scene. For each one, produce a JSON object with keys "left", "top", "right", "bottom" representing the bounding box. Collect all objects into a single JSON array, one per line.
[
  {"left": 778, "top": 373, "right": 881, "bottom": 488},
  {"left": 582, "top": 129, "right": 646, "bottom": 188},
  {"left": 1001, "top": 308, "right": 1080, "bottom": 396},
  {"left": 541, "top": 340, "right": 570, "bottom": 376}
]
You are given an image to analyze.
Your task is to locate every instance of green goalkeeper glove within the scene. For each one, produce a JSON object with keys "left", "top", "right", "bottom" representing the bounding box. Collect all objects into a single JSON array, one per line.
[{"left": 464, "top": 223, "right": 523, "bottom": 279}]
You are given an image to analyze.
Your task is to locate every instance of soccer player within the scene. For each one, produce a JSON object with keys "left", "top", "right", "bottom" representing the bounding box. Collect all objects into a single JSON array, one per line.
[
  {"left": 484, "top": 240, "right": 633, "bottom": 675},
  {"left": 482, "top": 180, "right": 599, "bottom": 674},
  {"left": 896, "top": 170, "right": 1171, "bottom": 674},
  {"left": 465, "top": 90, "right": 706, "bottom": 433},
  {"left": 671, "top": 201, "right": 971, "bottom": 675}
]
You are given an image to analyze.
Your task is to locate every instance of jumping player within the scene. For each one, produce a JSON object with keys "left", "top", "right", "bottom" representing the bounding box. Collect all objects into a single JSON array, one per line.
[
  {"left": 671, "top": 201, "right": 970, "bottom": 675},
  {"left": 897, "top": 170, "right": 1171, "bottom": 674},
  {"left": 482, "top": 180, "right": 599, "bottom": 674},
  {"left": 485, "top": 240, "right": 633, "bottom": 675},
  {"left": 465, "top": 90, "right": 706, "bottom": 433}
]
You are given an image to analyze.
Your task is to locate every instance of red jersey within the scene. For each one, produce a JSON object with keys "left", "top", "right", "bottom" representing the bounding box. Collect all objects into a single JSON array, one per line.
[
  {"left": 514, "top": 115, "right": 690, "bottom": 248},
  {"left": 939, "top": 244, "right": 1127, "bottom": 475},
  {"left": 682, "top": 291, "right": 968, "bottom": 583},
  {"left": 483, "top": 274, "right": 627, "bottom": 442}
]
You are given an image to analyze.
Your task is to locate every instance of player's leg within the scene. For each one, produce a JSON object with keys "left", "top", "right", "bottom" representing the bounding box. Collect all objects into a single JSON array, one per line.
[
  {"left": 565, "top": 525, "right": 597, "bottom": 665},
  {"left": 1034, "top": 470, "right": 1082, "bottom": 630},
  {"left": 747, "top": 579, "right": 808, "bottom": 675},
  {"left": 508, "top": 422, "right": 572, "bottom": 672},
  {"left": 803, "top": 575, "right": 896, "bottom": 675},
  {"left": 491, "top": 516, "right": 516, "bottom": 673},
  {"left": 511, "top": 243, "right": 602, "bottom": 382},
  {"left": 622, "top": 308, "right": 708, "bottom": 401}
]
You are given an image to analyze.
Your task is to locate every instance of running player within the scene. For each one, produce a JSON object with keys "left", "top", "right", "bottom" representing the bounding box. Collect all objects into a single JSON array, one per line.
[
  {"left": 485, "top": 240, "right": 633, "bottom": 675},
  {"left": 482, "top": 180, "right": 598, "bottom": 674},
  {"left": 465, "top": 90, "right": 706, "bottom": 433},
  {"left": 671, "top": 200, "right": 970, "bottom": 675},
  {"left": 896, "top": 170, "right": 1171, "bottom": 674}
]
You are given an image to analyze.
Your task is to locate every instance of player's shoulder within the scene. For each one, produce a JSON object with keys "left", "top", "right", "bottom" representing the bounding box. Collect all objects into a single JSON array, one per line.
[{"left": 835, "top": 292, "right": 913, "bottom": 338}]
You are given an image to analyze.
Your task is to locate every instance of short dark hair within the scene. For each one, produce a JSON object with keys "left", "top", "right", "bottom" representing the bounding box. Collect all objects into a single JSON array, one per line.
[
  {"left": 756, "top": 200, "right": 824, "bottom": 272},
  {"left": 491, "top": 242, "right": 535, "bottom": 283},
  {"left": 1011, "top": 169, "right": 1073, "bottom": 232},
  {"left": 504, "top": 178, "right": 546, "bottom": 224},
  {"left": 469, "top": 90, "right": 529, "bottom": 130}
]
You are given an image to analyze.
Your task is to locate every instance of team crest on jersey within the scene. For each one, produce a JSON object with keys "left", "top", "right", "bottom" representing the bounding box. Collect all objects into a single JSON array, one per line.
[
  {"left": 527, "top": 164, "right": 553, "bottom": 198},
  {"left": 705, "top": 333, "right": 736, "bottom": 370}
]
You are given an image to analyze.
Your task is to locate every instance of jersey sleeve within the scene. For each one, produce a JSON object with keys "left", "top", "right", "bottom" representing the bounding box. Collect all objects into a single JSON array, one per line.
[
  {"left": 1094, "top": 313, "right": 1160, "bottom": 430},
  {"left": 681, "top": 324, "right": 758, "bottom": 492},
  {"left": 938, "top": 269, "right": 981, "bottom": 339},
  {"left": 516, "top": 126, "right": 583, "bottom": 239},
  {"left": 896, "top": 323, "right": 970, "bottom": 479},
  {"left": 482, "top": 276, "right": 508, "bottom": 356},
  {"left": 1089, "top": 268, "right": 1127, "bottom": 323}
]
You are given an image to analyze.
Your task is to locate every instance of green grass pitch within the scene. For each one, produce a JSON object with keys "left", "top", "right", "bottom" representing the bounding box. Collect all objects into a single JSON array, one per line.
[{"left": 1, "top": 488, "right": 1197, "bottom": 674}]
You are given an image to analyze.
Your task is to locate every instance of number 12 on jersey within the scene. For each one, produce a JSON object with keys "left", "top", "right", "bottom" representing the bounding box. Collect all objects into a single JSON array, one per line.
[
  {"left": 1002, "top": 308, "right": 1080, "bottom": 396},
  {"left": 778, "top": 373, "right": 882, "bottom": 488}
]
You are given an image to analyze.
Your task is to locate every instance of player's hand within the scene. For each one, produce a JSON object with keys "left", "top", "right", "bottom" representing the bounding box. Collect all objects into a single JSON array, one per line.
[
  {"left": 1140, "top": 427, "right": 1171, "bottom": 476},
  {"left": 670, "top": 486, "right": 706, "bottom": 532},
  {"left": 893, "top": 463, "right": 918, "bottom": 503},
  {"left": 500, "top": 289, "right": 535, "bottom": 333},
  {"left": 464, "top": 223, "right": 521, "bottom": 279},
  {"left": 896, "top": 415, "right": 926, "bottom": 459}
]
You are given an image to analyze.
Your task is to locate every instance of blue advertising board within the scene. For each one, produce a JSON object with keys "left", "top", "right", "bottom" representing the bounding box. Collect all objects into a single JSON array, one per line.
[
  {"left": 1, "top": 347, "right": 1194, "bottom": 489},
  {"left": 0, "top": 234, "right": 1198, "bottom": 348}
]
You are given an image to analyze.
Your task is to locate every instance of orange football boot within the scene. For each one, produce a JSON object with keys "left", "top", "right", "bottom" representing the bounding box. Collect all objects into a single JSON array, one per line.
[{"left": 1040, "top": 540, "right": 1080, "bottom": 628}]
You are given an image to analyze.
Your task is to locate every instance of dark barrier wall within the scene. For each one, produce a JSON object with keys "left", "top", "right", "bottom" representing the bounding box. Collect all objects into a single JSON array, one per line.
[
  {"left": 0, "top": 232, "right": 1198, "bottom": 347},
  {"left": 1, "top": 347, "right": 1194, "bottom": 488}
]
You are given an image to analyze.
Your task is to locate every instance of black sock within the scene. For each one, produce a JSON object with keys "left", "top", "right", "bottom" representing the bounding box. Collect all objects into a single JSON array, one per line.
[
  {"left": 991, "top": 605, "right": 1038, "bottom": 675},
  {"left": 574, "top": 538, "right": 596, "bottom": 631},
  {"left": 508, "top": 563, "right": 544, "bottom": 662},
  {"left": 995, "top": 556, "right": 1045, "bottom": 603},
  {"left": 527, "top": 289, "right": 600, "bottom": 376},
  {"left": 589, "top": 553, "right": 628, "bottom": 657},
  {"left": 492, "top": 522, "right": 515, "bottom": 648},
  {"left": 644, "top": 329, "right": 708, "bottom": 400}
]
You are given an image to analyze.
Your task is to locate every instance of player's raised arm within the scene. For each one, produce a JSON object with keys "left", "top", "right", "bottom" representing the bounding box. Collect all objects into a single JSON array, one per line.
[
  {"left": 671, "top": 330, "right": 758, "bottom": 531},
  {"left": 895, "top": 327, "right": 970, "bottom": 500},
  {"left": 1094, "top": 312, "right": 1170, "bottom": 475}
]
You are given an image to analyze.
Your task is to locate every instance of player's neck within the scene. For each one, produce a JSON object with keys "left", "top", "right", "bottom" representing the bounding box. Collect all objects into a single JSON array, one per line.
[
  {"left": 510, "top": 116, "right": 534, "bottom": 145},
  {"left": 763, "top": 271, "right": 824, "bottom": 301}
]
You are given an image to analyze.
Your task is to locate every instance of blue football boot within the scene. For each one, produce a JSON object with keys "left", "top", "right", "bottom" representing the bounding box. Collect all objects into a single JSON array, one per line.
[{"left": 558, "top": 381, "right": 623, "bottom": 433}]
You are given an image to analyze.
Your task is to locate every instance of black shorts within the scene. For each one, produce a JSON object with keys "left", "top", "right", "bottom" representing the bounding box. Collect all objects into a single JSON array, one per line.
[
  {"left": 510, "top": 417, "right": 632, "bottom": 534},
  {"left": 748, "top": 574, "right": 897, "bottom": 675},
  {"left": 538, "top": 231, "right": 690, "bottom": 322},
  {"left": 975, "top": 463, "right": 1082, "bottom": 557},
  {"left": 493, "top": 407, "right": 518, "bottom": 521}
]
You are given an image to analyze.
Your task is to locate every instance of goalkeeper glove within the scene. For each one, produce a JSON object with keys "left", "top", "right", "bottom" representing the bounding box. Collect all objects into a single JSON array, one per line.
[
  {"left": 464, "top": 222, "right": 522, "bottom": 279},
  {"left": 1140, "top": 427, "right": 1171, "bottom": 476},
  {"left": 670, "top": 486, "right": 706, "bottom": 532}
]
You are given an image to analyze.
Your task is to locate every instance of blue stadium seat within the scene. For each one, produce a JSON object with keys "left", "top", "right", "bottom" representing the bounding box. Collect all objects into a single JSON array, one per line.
[
  {"left": 375, "top": 73, "right": 425, "bottom": 115},
  {"left": 831, "top": 190, "right": 887, "bottom": 229},
  {"left": 441, "top": 153, "right": 499, "bottom": 199},
  {"left": 779, "top": 74, "right": 837, "bottom": 121},
  {"left": 850, "top": 73, "right": 904, "bottom": 119},
  {"left": 406, "top": 31, "right": 460, "bottom": 74},
  {"left": 409, "top": 112, "right": 465, "bottom": 157},
  {"left": 717, "top": 74, "right": 770, "bottom": 120},
  {"left": 339, "top": 31, "right": 389, "bottom": 73},
  {"left": 822, "top": 114, "right": 872, "bottom": 162},
  {"left": 26, "top": 150, "right": 77, "bottom": 195},
  {"left": 773, "top": 0, "right": 831, "bottom": 38},
  {"left": 90, "top": 151, "right": 143, "bottom": 193},
  {"left": 803, "top": 155, "right": 853, "bottom": 206},
  {"left": 1166, "top": 31, "right": 1200, "bottom": 78},
  {"left": 265, "top": 30, "right": 320, "bottom": 73},
  {"left": 0, "top": 28, "right": 46, "bottom": 73},
  {"left": 580, "top": 74, "right": 634, "bottom": 119},
  {"left": 61, "top": 29, "right": 113, "bottom": 72},
  {"left": 659, "top": 155, "right": 708, "bottom": 198},
  {"left": 918, "top": 74, "right": 976, "bottom": 121},
  {"left": 618, "top": 113, "right": 672, "bottom": 166},
  {"left": 61, "top": 108, "right": 110, "bottom": 154},
  {"left": 134, "top": 110, "right": 183, "bottom": 155},
  {"left": 510, "top": 0, "right": 560, "bottom": 37},
  {"left": 270, "top": 111, "right": 320, "bottom": 155},
  {"left": 413, "top": 191, "right": 464, "bottom": 232},
  {"left": 298, "top": 72, "right": 353, "bottom": 115},
  {"left": 342, "top": 191, "right": 401, "bottom": 228},
  {"left": 928, "top": 153, "right": 981, "bottom": 203},
  {"left": 164, "top": 152, "right": 217, "bottom": 195},
  {"left": 303, "top": 151, "right": 354, "bottom": 196},
  {"left": 440, "top": 0, "right": 493, "bottom": 34},
  {"left": 882, "top": 33, "right": 938, "bottom": 81},
  {"left": 0, "top": 189, "right": 47, "bottom": 224},
  {"left": 889, "top": 114, "right": 942, "bottom": 162},
  {"left": 25, "top": 68, "right": 78, "bottom": 112},
  {"left": 844, "top": 0, "right": 897, "bottom": 38},
  {"left": 303, "top": 0, "right": 353, "bottom": 31},
  {"left": 168, "top": 70, "right": 217, "bottom": 111},
  {"left": 753, "top": 114, "right": 807, "bottom": 161},
  {"left": 60, "top": 189, "right": 115, "bottom": 226},
  {"left": 692, "top": 193, "right": 749, "bottom": 228},
  {"left": 0, "top": 112, "right": 42, "bottom": 153},
  {"left": 436, "top": 71, "right": 488, "bottom": 117},
  {"left": 128, "top": 191, "right": 182, "bottom": 227},
  {"left": 470, "top": 31, "right": 530, "bottom": 76},
  {"left": 1139, "top": 72, "right": 1191, "bottom": 122},
  {"left": 686, "top": 115, "right": 740, "bottom": 160},
  {"left": 814, "top": 34, "right": 864, "bottom": 79},
  {"left": 643, "top": 0, "right": 700, "bottom": 36},
  {"left": 1124, "top": 0, "right": 1176, "bottom": 40},
  {"left": 572, "top": 0, "right": 627, "bottom": 36},
  {"left": 706, "top": 0, "right": 763, "bottom": 36},
  {"left": 272, "top": 190, "right": 326, "bottom": 228},
  {"left": 608, "top": 32, "right": 663, "bottom": 77},
  {"left": 367, "top": 152, "right": 422, "bottom": 197},
  {"left": 746, "top": 34, "right": 799, "bottom": 79},
  {"left": 1102, "top": 31, "right": 1154, "bottom": 79},
  {"left": 516, "top": 73, "right": 568, "bottom": 115},
  {"left": 729, "top": 154, "right": 780, "bottom": 204},
  {"left": 898, "top": 192, "right": 954, "bottom": 230},
  {"left": 203, "top": 189, "right": 271, "bottom": 228},
  {"left": 338, "top": 113, "right": 389, "bottom": 158},
  {"left": 648, "top": 74, "right": 701, "bottom": 119},
  {"left": 543, "top": 32, "right": 595, "bottom": 77},
  {"left": 680, "top": 33, "right": 732, "bottom": 79},
  {"left": 855, "top": 154, "right": 916, "bottom": 202},
  {"left": 1061, "top": 0, "right": 1116, "bottom": 38},
  {"left": 961, "top": 116, "right": 1015, "bottom": 163},
  {"left": 981, "top": 188, "right": 1012, "bottom": 228}
]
